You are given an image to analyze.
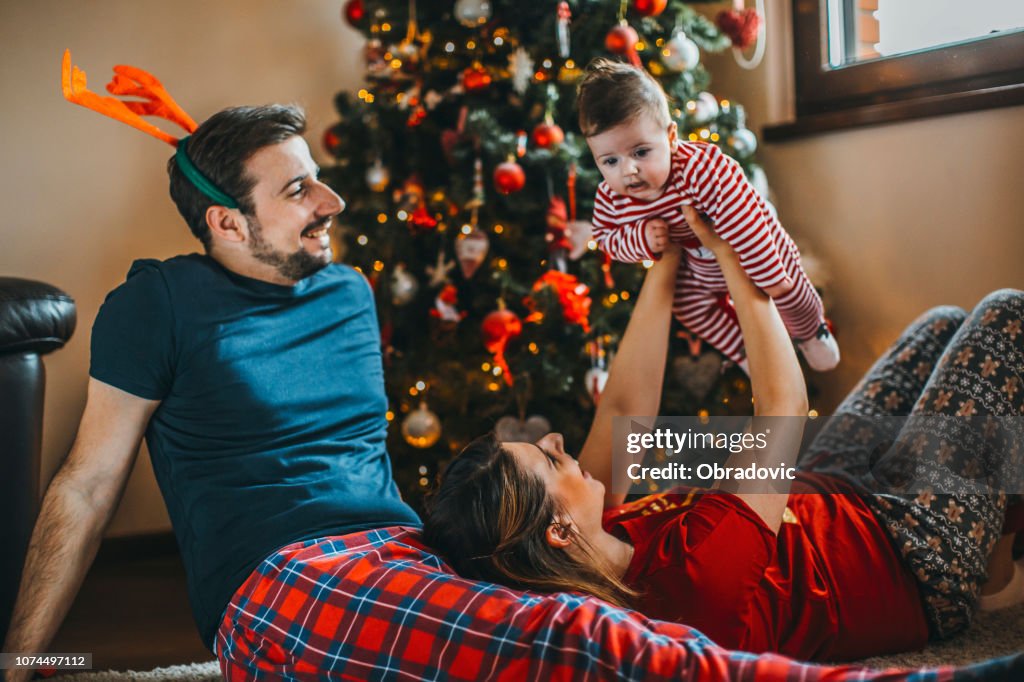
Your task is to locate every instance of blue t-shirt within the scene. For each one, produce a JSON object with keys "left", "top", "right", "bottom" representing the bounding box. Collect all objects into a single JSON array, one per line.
[{"left": 90, "top": 254, "right": 421, "bottom": 648}]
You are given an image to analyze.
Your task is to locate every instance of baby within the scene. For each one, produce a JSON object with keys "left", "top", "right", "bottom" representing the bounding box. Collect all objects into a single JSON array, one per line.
[{"left": 578, "top": 59, "right": 839, "bottom": 372}]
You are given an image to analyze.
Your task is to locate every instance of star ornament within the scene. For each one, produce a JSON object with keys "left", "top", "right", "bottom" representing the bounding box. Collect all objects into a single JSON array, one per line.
[{"left": 426, "top": 250, "right": 456, "bottom": 287}]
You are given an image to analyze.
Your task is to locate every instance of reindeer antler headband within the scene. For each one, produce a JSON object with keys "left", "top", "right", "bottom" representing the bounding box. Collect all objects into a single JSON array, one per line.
[{"left": 61, "top": 49, "right": 239, "bottom": 209}]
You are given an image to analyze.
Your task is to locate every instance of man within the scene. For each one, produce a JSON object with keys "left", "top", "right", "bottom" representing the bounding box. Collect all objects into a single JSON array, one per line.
[
  {"left": 4, "top": 105, "right": 1019, "bottom": 681},
  {"left": 2, "top": 105, "right": 421, "bottom": 679}
]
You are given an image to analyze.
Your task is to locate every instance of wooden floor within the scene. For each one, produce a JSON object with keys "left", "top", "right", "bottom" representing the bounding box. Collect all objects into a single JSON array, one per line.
[{"left": 49, "top": 552, "right": 214, "bottom": 672}]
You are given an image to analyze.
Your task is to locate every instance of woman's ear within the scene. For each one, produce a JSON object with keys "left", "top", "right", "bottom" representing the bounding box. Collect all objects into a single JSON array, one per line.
[
  {"left": 545, "top": 520, "right": 573, "bottom": 550},
  {"left": 206, "top": 205, "right": 247, "bottom": 245}
]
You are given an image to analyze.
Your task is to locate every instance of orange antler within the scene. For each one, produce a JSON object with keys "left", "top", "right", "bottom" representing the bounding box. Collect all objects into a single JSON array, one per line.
[{"left": 61, "top": 49, "right": 197, "bottom": 147}]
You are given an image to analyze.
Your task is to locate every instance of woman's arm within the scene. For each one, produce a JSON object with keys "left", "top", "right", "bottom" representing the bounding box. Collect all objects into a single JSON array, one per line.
[
  {"left": 578, "top": 237, "right": 680, "bottom": 509},
  {"left": 683, "top": 206, "right": 806, "bottom": 534}
]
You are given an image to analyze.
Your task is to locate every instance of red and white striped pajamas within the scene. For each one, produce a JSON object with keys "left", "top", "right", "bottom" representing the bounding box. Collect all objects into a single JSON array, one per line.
[{"left": 592, "top": 140, "right": 829, "bottom": 366}]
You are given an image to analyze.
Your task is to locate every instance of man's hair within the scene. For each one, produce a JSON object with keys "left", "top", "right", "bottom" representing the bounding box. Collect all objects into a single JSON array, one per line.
[
  {"left": 167, "top": 104, "right": 307, "bottom": 250},
  {"left": 422, "top": 433, "right": 638, "bottom": 608},
  {"left": 577, "top": 58, "right": 671, "bottom": 137}
]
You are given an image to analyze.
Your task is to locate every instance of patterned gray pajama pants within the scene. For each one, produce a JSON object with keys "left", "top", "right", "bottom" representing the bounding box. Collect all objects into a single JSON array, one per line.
[{"left": 799, "top": 289, "right": 1024, "bottom": 639}]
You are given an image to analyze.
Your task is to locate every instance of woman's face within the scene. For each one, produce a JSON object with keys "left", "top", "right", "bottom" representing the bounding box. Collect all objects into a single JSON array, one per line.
[{"left": 503, "top": 433, "right": 606, "bottom": 539}]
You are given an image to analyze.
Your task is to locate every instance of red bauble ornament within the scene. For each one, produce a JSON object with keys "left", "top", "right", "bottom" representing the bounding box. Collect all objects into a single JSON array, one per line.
[
  {"left": 531, "top": 122, "right": 565, "bottom": 149},
  {"left": 716, "top": 8, "right": 761, "bottom": 49},
  {"left": 482, "top": 307, "right": 523, "bottom": 385},
  {"left": 410, "top": 205, "right": 438, "bottom": 230},
  {"left": 545, "top": 196, "right": 571, "bottom": 252},
  {"left": 604, "top": 24, "right": 639, "bottom": 55},
  {"left": 634, "top": 0, "right": 667, "bottom": 17},
  {"left": 493, "top": 161, "right": 526, "bottom": 194},
  {"left": 407, "top": 105, "right": 427, "bottom": 127},
  {"left": 343, "top": 0, "right": 365, "bottom": 27},
  {"left": 482, "top": 309, "right": 522, "bottom": 348},
  {"left": 322, "top": 128, "right": 340, "bottom": 153},
  {"left": 462, "top": 65, "right": 492, "bottom": 92}
]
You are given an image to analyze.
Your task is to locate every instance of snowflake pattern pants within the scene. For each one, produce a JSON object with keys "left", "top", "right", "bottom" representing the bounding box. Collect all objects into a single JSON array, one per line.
[{"left": 800, "top": 289, "right": 1024, "bottom": 639}]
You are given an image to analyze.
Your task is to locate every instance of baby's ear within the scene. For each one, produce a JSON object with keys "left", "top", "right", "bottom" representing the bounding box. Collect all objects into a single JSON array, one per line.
[{"left": 667, "top": 121, "right": 678, "bottom": 144}]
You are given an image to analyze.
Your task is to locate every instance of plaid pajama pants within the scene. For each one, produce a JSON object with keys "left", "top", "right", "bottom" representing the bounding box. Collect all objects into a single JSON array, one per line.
[
  {"left": 215, "top": 526, "right": 1023, "bottom": 680},
  {"left": 801, "top": 290, "right": 1024, "bottom": 639}
]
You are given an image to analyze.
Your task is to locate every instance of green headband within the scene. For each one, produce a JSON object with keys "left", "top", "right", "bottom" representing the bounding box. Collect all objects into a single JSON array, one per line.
[{"left": 174, "top": 136, "right": 239, "bottom": 209}]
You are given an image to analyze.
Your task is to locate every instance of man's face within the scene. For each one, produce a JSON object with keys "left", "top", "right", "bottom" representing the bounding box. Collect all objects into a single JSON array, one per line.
[
  {"left": 587, "top": 113, "right": 676, "bottom": 201},
  {"left": 241, "top": 136, "right": 345, "bottom": 283}
]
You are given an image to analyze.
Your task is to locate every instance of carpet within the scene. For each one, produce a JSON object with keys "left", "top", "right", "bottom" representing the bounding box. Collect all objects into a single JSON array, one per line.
[{"left": 56, "top": 605, "right": 1022, "bottom": 680}]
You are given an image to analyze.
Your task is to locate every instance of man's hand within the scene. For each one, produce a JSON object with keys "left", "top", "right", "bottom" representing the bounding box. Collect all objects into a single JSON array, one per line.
[
  {"left": 644, "top": 218, "right": 669, "bottom": 255},
  {"left": 2, "top": 380, "right": 158, "bottom": 681}
]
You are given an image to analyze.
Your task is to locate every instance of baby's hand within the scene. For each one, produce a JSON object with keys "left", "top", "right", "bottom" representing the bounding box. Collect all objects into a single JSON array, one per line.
[{"left": 644, "top": 219, "right": 669, "bottom": 255}]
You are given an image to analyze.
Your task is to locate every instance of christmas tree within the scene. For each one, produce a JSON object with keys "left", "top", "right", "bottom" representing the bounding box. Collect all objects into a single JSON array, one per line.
[{"left": 323, "top": 0, "right": 780, "bottom": 508}]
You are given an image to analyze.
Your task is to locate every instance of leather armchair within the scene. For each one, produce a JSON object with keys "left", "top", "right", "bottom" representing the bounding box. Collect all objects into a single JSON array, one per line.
[{"left": 0, "top": 277, "right": 76, "bottom": 645}]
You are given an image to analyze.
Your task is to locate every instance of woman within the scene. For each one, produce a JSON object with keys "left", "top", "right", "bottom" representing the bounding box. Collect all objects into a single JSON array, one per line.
[{"left": 423, "top": 206, "right": 1023, "bottom": 661}]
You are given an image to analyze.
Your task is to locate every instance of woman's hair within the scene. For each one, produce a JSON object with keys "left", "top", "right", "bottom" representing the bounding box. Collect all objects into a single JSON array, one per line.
[
  {"left": 576, "top": 58, "right": 672, "bottom": 137},
  {"left": 422, "top": 433, "right": 637, "bottom": 608}
]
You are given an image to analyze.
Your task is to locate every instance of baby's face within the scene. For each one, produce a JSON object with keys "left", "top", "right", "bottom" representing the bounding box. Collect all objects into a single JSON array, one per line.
[{"left": 587, "top": 113, "right": 676, "bottom": 201}]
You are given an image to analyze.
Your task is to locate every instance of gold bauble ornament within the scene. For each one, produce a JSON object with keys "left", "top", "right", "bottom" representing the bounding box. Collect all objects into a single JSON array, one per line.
[{"left": 402, "top": 402, "right": 442, "bottom": 448}]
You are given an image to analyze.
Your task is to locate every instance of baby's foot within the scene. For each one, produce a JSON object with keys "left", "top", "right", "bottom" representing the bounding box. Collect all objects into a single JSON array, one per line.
[{"left": 796, "top": 323, "right": 840, "bottom": 371}]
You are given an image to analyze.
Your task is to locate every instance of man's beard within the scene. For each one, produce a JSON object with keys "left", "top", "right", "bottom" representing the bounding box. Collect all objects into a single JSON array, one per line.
[{"left": 246, "top": 214, "right": 332, "bottom": 282}]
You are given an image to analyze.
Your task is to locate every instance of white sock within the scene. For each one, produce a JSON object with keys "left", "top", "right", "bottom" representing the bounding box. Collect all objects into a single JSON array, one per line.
[
  {"left": 979, "top": 558, "right": 1024, "bottom": 611},
  {"left": 796, "top": 326, "right": 840, "bottom": 371}
]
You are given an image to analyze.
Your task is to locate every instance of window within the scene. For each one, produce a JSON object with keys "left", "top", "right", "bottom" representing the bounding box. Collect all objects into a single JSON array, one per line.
[{"left": 764, "top": 0, "right": 1024, "bottom": 140}]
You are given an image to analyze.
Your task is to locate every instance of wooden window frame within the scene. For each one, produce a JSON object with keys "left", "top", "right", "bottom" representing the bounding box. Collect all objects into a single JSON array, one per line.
[{"left": 764, "top": 0, "right": 1024, "bottom": 141}]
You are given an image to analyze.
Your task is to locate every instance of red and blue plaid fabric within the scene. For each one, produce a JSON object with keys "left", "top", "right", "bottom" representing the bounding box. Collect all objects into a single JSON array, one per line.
[{"left": 216, "top": 526, "right": 1022, "bottom": 681}]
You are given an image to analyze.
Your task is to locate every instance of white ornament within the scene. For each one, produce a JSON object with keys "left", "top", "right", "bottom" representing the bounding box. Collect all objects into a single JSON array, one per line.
[
  {"left": 423, "top": 89, "right": 444, "bottom": 110},
  {"left": 366, "top": 159, "right": 389, "bottom": 191},
  {"left": 749, "top": 164, "right": 769, "bottom": 197},
  {"left": 729, "top": 128, "right": 758, "bottom": 158},
  {"left": 455, "top": 228, "right": 490, "bottom": 278},
  {"left": 402, "top": 403, "right": 442, "bottom": 449},
  {"left": 509, "top": 47, "right": 535, "bottom": 95},
  {"left": 584, "top": 367, "right": 609, "bottom": 401},
  {"left": 391, "top": 264, "right": 419, "bottom": 306},
  {"left": 662, "top": 32, "right": 700, "bottom": 72},
  {"left": 454, "top": 0, "right": 492, "bottom": 27},
  {"left": 691, "top": 92, "right": 720, "bottom": 125},
  {"left": 494, "top": 415, "right": 552, "bottom": 443}
]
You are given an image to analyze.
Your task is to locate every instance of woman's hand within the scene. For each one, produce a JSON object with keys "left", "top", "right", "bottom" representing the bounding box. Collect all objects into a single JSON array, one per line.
[
  {"left": 577, "top": 238, "right": 680, "bottom": 509},
  {"left": 681, "top": 206, "right": 806, "bottom": 534},
  {"left": 682, "top": 206, "right": 728, "bottom": 255}
]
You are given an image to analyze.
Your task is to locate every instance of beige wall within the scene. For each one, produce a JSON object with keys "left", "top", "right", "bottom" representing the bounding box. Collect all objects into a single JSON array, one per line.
[
  {"left": 702, "top": 1, "right": 1024, "bottom": 410},
  {"left": 0, "top": 0, "right": 361, "bottom": 536}
]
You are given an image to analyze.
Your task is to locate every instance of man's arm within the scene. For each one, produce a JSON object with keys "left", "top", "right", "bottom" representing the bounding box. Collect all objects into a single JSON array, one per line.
[
  {"left": 578, "top": 245, "right": 681, "bottom": 508},
  {"left": 2, "top": 379, "right": 159, "bottom": 682}
]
